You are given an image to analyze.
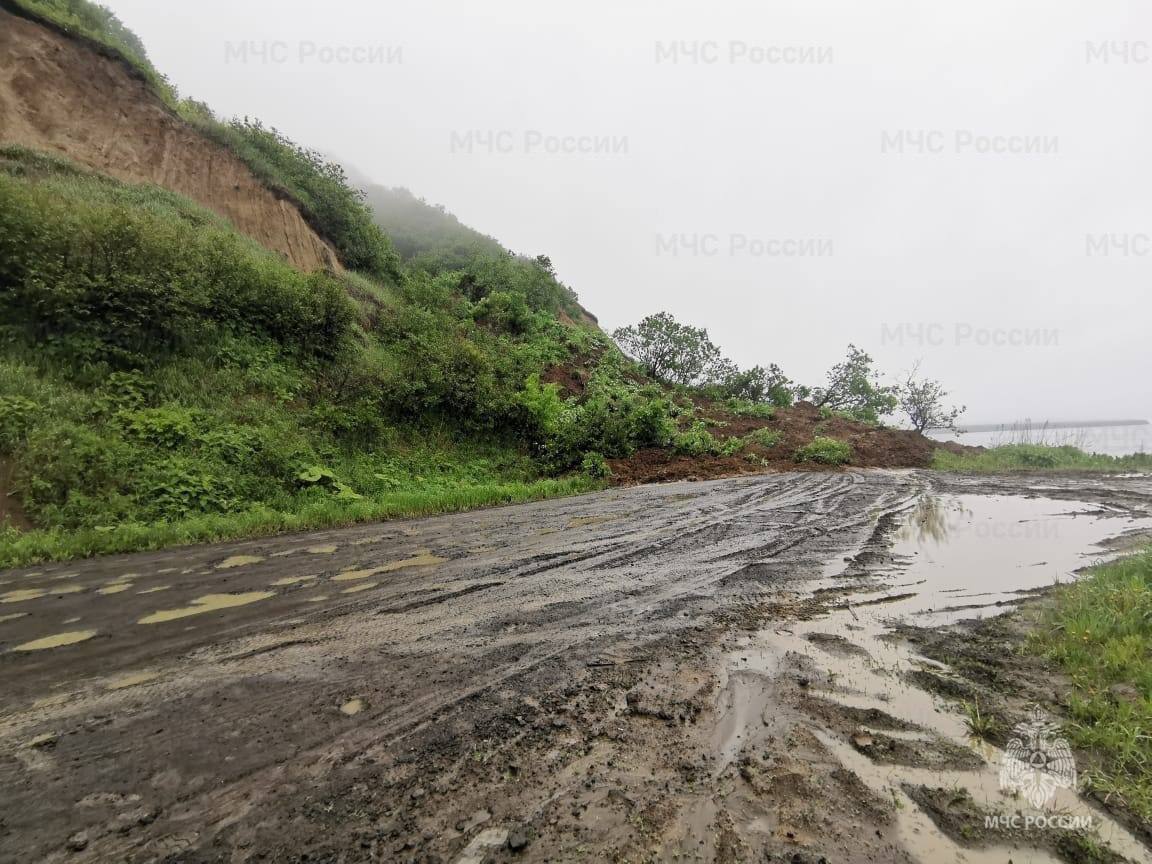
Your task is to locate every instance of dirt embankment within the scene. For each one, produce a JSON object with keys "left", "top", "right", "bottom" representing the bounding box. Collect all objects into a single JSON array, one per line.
[
  {"left": 609, "top": 400, "right": 942, "bottom": 485},
  {"left": 0, "top": 6, "right": 340, "bottom": 273}
]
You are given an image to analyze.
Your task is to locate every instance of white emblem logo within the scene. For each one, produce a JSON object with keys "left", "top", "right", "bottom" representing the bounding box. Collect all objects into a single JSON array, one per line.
[{"left": 1000, "top": 706, "right": 1077, "bottom": 809}]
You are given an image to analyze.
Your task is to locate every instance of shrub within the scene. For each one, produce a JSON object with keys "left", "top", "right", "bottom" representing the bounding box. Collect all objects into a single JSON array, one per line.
[
  {"left": 580, "top": 451, "right": 611, "bottom": 479},
  {"left": 744, "top": 428, "right": 783, "bottom": 449},
  {"left": 0, "top": 396, "right": 39, "bottom": 449},
  {"left": 795, "top": 436, "right": 853, "bottom": 465},
  {"left": 0, "top": 167, "right": 358, "bottom": 367},
  {"left": 674, "top": 421, "right": 721, "bottom": 457},
  {"left": 727, "top": 400, "right": 776, "bottom": 419}
]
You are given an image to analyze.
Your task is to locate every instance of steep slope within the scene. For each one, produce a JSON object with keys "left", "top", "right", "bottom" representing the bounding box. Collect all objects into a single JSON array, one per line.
[
  {"left": 0, "top": 2, "right": 938, "bottom": 569},
  {"left": 0, "top": 4, "right": 340, "bottom": 272}
]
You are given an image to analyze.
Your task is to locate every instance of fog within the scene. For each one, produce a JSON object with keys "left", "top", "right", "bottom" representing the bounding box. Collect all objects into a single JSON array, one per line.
[{"left": 102, "top": 0, "right": 1150, "bottom": 422}]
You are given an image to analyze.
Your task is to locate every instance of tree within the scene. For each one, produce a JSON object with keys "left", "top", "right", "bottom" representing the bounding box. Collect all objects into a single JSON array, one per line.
[
  {"left": 899, "top": 362, "right": 965, "bottom": 432},
  {"left": 811, "top": 345, "right": 898, "bottom": 423},
  {"left": 612, "top": 313, "right": 723, "bottom": 386},
  {"left": 714, "top": 363, "right": 804, "bottom": 407}
]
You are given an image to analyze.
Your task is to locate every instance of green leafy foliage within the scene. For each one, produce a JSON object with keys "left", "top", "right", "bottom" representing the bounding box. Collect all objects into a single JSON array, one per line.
[
  {"left": 0, "top": 153, "right": 357, "bottom": 368},
  {"left": 516, "top": 365, "right": 677, "bottom": 470},
  {"left": 612, "top": 313, "right": 723, "bottom": 386},
  {"left": 795, "top": 436, "right": 853, "bottom": 465},
  {"left": 811, "top": 345, "right": 898, "bottom": 423},
  {"left": 933, "top": 444, "right": 1152, "bottom": 473},
  {"left": 0, "top": 147, "right": 614, "bottom": 564},
  {"left": 708, "top": 363, "right": 804, "bottom": 408},
  {"left": 1032, "top": 550, "right": 1152, "bottom": 823},
  {"left": 673, "top": 421, "right": 721, "bottom": 457},
  {"left": 743, "top": 428, "right": 783, "bottom": 449},
  {"left": 580, "top": 452, "right": 611, "bottom": 479}
]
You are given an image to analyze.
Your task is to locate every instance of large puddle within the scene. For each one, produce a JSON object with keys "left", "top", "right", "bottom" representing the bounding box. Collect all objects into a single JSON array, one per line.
[{"left": 716, "top": 493, "right": 1152, "bottom": 864}]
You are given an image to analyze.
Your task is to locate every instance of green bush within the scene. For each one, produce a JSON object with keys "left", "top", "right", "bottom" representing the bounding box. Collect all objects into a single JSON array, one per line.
[
  {"left": 795, "top": 436, "right": 853, "bottom": 465},
  {"left": 743, "top": 428, "right": 783, "bottom": 449},
  {"left": 727, "top": 399, "right": 776, "bottom": 419},
  {"left": 674, "top": 421, "right": 721, "bottom": 457},
  {"left": 0, "top": 164, "right": 357, "bottom": 367},
  {"left": 580, "top": 451, "right": 611, "bottom": 479}
]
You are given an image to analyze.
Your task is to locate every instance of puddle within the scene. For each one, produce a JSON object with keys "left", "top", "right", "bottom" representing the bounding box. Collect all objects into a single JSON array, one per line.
[
  {"left": 138, "top": 592, "right": 275, "bottom": 624},
  {"left": 882, "top": 494, "right": 1152, "bottom": 626},
  {"left": 341, "top": 583, "right": 377, "bottom": 594},
  {"left": 137, "top": 586, "right": 170, "bottom": 594},
  {"left": 307, "top": 595, "right": 329, "bottom": 602},
  {"left": 340, "top": 698, "right": 364, "bottom": 716},
  {"left": 107, "top": 671, "right": 160, "bottom": 690},
  {"left": 12, "top": 630, "right": 97, "bottom": 652},
  {"left": 306, "top": 545, "right": 338, "bottom": 555},
  {"left": 270, "top": 575, "right": 319, "bottom": 587},
  {"left": 567, "top": 513, "right": 621, "bottom": 528},
  {"left": 1, "top": 589, "right": 47, "bottom": 604},
  {"left": 216, "top": 555, "right": 266, "bottom": 570},
  {"left": 333, "top": 550, "right": 446, "bottom": 582},
  {"left": 716, "top": 493, "right": 1152, "bottom": 864},
  {"left": 97, "top": 582, "right": 133, "bottom": 595},
  {"left": 0, "top": 612, "right": 29, "bottom": 624}
]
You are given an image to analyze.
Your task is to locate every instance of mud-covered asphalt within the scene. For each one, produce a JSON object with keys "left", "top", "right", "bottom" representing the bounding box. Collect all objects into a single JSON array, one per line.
[{"left": 1, "top": 470, "right": 1150, "bottom": 863}]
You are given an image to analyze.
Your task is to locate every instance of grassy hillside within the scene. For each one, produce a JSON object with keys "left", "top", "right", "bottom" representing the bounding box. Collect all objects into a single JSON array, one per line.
[
  {"left": 0, "top": 1, "right": 934, "bottom": 566},
  {"left": 0, "top": 141, "right": 692, "bottom": 566},
  {"left": 361, "top": 184, "right": 504, "bottom": 269}
]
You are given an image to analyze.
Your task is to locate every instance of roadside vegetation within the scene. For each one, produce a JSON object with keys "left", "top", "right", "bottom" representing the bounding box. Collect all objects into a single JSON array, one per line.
[
  {"left": 0, "top": 146, "right": 617, "bottom": 566},
  {"left": 933, "top": 445, "right": 1152, "bottom": 473},
  {"left": 1031, "top": 549, "right": 1152, "bottom": 824}
]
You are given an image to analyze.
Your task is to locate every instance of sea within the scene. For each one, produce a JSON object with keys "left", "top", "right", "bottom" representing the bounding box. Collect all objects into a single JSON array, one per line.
[{"left": 927, "top": 423, "right": 1152, "bottom": 457}]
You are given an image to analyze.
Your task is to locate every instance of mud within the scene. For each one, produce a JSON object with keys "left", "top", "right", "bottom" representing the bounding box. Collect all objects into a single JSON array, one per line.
[
  {"left": 0, "top": 470, "right": 1150, "bottom": 862},
  {"left": 606, "top": 402, "right": 941, "bottom": 485}
]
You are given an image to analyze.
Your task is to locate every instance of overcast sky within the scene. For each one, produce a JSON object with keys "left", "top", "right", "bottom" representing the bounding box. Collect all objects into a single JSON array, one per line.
[{"left": 103, "top": 0, "right": 1149, "bottom": 422}]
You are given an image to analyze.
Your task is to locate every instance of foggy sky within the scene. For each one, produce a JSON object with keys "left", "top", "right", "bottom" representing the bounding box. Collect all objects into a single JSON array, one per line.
[{"left": 101, "top": 0, "right": 1151, "bottom": 422}]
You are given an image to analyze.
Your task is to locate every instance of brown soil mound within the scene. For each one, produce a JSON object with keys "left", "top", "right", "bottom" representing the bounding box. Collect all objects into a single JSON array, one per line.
[
  {"left": 608, "top": 401, "right": 939, "bottom": 485},
  {"left": 0, "top": 6, "right": 340, "bottom": 273}
]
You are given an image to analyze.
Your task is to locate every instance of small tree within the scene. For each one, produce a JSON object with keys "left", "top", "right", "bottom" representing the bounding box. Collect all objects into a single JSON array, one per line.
[
  {"left": 612, "top": 312, "right": 723, "bottom": 386},
  {"left": 811, "top": 344, "right": 897, "bottom": 423},
  {"left": 714, "top": 363, "right": 803, "bottom": 407},
  {"left": 899, "top": 362, "right": 965, "bottom": 432}
]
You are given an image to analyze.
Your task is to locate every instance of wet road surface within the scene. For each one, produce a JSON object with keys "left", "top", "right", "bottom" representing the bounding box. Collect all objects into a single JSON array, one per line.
[{"left": 1, "top": 469, "right": 1150, "bottom": 863}]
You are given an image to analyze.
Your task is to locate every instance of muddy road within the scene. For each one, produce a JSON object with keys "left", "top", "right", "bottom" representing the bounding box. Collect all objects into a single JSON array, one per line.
[{"left": 1, "top": 470, "right": 1151, "bottom": 863}]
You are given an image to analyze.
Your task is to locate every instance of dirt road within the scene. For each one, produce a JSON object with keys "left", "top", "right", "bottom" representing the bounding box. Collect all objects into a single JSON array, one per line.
[{"left": 1, "top": 470, "right": 1150, "bottom": 863}]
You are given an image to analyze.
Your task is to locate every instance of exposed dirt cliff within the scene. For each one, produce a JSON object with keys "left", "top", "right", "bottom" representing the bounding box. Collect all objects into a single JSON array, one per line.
[{"left": 0, "top": 7, "right": 340, "bottom": 272}]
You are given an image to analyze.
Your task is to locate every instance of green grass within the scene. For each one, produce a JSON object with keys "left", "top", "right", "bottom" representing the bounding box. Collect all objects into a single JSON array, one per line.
[
  {"left": 933, "top": 443, "right": 1152, "bottom": 473},
  {"left": 795, "top": 436, "right": 853, "bottom": 465},
  {"left": 0, "top": 476, "right": 597, "bottom": 568},
  {"left": 1031, "top": 550, "right": 1152, "bottom": 823},
  {"left": 961, "top": 697, "right": 1001, "bottom": 741},
  {"left": 743, "top": 428, "right": 783, "bottom": 449},
  {"left": 0, "top": 146, "right": 678, "bottom": 564}
]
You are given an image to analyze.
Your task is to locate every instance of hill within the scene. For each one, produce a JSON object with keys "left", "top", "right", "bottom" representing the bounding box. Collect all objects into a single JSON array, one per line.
[{"left": 0, "top": 0, "right": 936, "bottom": 567}]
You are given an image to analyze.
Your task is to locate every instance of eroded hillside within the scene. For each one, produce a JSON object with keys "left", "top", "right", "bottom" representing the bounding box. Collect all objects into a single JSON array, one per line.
[{"left": 0, "top": 4, "right": 340, "bottom": 271}]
